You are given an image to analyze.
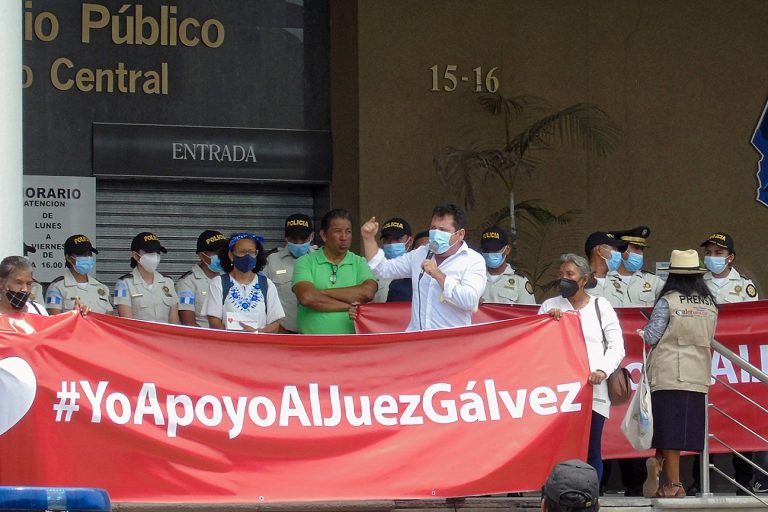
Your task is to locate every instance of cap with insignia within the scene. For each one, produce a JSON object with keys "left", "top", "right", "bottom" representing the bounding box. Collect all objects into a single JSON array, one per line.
[
  {"left": 284, "top": 213, "right": 313, "bottom": 239},
  {"left": 611, "top": 226, "right": 651, "bottom": 248},
  {"left": 197, "top": 230, "right": 227, "bottom": 253},
  {"left": 64, "top": 234, "right": 98, "bottom": 255},
  {"left": 584, "top": 231, "right": 627, "bottom": 258},
  {"left": 700, "top": 232, "right": 735, "bottom": 254},
  {"left": 543, "top": 459, "right": 599, "bottom": 512},
  {"left": 480, "top": 226, "right": 509, "bottom": 252},
  {"left": 380, "top": 217, "right": 412, "bottom": 240},
  {"left": 131, "top": 232, "right": 168, "bottom": 254}
]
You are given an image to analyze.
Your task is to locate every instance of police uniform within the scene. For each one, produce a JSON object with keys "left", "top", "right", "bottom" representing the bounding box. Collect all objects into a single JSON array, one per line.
[
  {"left": 46, "top": 268, "right": 112, "bottom": 314},
  {"left": 602, "top": 270, "right": 664, "bottom": 307},
  {"left": 263, "top": 213, "right": 316, "bottom": 332},
  {"left": 372, "top": 217, "right": 413, "bottom": 304},
  {"left": 176, "top": 265, "right": 214, "bottom": 327},
  {"left": 114, "top": 268, "right": 177, "bottom": 323},
  {"left": 176, "top": 230, "right": 228, "bottom": 328},
  {"left": 703, "top": 268, "right": 757, "bottom": 303},
  {"left": 264, "top": 245, "right": 317, "bottom": 332},
  {"left": 601, "top": 226, "right": 663, "bottom": 308},
  {"left": 479, "top": 226, "right": 535, "bottom": 304},
  {"left": 482, "top": 265, "right": 536, "bottom": 304}
]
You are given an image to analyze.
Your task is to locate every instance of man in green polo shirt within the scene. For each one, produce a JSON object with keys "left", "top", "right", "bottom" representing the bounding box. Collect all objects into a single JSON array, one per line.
[{"left": 292, "top": 209, "right": 378, "bottom": 334}]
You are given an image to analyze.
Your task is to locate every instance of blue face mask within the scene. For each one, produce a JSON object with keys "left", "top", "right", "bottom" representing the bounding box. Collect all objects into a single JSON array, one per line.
[
  {"left": 428, "top": 229, "right": 456, "bottom": 255},
  {"left": 206, "top": 254, "right": 224, "bottom": 274},
  {"left": 605, "top": 250, "right": 622, "bottom": 272},
  {"left": 74, "top": 256, "right": 95, "bottom": 275},
  {"left": 287, "top": 242, "right": 311, "bottom": 258},
  {"left": 482, "top": 252, "right": 505, "bottom": 269},
  {"left": 232, "top": 254, "right": 257, "bottom": 273},
  {"left": 383, "top": 243, "right": 407, "bottom": 259},
  {"left": 623, "top": 252, "right": 644, "bottom": 273},
  {"left": 704, "top": 255, "right": 728, "bottom": 274}
]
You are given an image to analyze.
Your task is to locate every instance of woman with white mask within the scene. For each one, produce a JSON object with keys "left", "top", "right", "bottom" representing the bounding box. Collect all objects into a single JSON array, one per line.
[{"left": 114, "top": 231, "right": 179, "bottom": 324}]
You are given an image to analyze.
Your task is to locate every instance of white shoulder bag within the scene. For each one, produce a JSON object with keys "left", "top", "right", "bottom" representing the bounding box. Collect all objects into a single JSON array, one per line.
[{"left": 621, "top": 343, "right": 653, "bottom": 450}]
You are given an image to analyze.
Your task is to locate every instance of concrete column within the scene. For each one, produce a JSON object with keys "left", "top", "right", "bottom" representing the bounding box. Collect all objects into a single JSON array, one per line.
[{"left": 0, "top": 2, "right": 24, "bottom": 258}]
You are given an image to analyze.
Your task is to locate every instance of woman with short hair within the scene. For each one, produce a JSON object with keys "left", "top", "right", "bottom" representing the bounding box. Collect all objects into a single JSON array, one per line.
[
  {"left": 0, "top": 256, "right": 48, "bottom": 315},
  {"left": 538, "top": 253, "right": 626, "bottom": 480}
]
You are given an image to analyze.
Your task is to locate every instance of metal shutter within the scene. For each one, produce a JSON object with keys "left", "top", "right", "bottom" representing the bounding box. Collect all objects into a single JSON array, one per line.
[{"left": 95, "top": 180, "right": 314, "bottom": 289}]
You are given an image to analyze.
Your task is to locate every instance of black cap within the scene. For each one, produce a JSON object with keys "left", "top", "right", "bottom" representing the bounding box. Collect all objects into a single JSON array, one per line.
[
  {"left": 584, "top": 231, "right": 625, "bottom": 258},
  {"left": 380, "top": 217, "right": 412, "bottom": 239},
  {"left": 544, "top": 459, "right": 599, "bottom": 511},
  {"left": 131, "top": 232, "right": 168, "bottom": 254},
  {"left": 700, "top": 232, "right": 735, "bottom": 254},
  {"left": 611, "top": 226, "right": 651, "bottom": 248},
  {"left": 64, "top": 234, "right": 98, "bottom": 255},
  {"left": 480, "top": 226, "right": 509, "bottom": 252},
  {"left": 285, "top": 213, "right": 313, "bottom": 239},
  {"left": 197, "top": 230, "right": 227, "bottom": 253}
]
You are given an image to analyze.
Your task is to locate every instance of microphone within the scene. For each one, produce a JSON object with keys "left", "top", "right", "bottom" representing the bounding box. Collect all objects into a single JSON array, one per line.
[{"left": 419, "top": 241, "right": 439, "bottom": 280}]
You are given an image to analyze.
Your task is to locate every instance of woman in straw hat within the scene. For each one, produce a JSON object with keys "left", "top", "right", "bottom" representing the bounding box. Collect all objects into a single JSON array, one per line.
[{"left": 639, "top": 250, "right": 718, "bottom": 498}]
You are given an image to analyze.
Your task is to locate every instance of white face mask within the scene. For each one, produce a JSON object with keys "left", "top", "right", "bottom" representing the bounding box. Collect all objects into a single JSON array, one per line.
[{"left": 138, "top": 252, "right": 161, "bottom": 273}]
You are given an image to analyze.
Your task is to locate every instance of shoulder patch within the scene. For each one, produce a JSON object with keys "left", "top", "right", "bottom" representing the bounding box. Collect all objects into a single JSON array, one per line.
[
  {"left": 45, "top": 287, "right": 63, "bottom": 306},
  {"left": 114, "top": 279, "right": 129, "bottom": 298},
  {"left": 746, "top": 284, "right": 757, "bottom": 298},
  {"left": 525, "top": 281, "right": 534, "bottom": 295},
  {"left": 178, "top": 290, "right": 195, "bottom": 305}
]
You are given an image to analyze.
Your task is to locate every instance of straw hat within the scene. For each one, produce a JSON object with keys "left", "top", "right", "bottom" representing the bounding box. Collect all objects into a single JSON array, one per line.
[{"left": 668, "top": 249, "right": 706, "bottom": 274}]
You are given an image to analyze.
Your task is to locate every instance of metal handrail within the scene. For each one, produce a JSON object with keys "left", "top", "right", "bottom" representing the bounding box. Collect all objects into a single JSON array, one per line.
[
  {"left": 714, "top": 377, "right": 768, "bottom": 415},
  {"left": 711, "top": 340, "right": 768, "bottom": 384},
  {"left": 702, "top": 339, "right": 768, "bottom": 498}
]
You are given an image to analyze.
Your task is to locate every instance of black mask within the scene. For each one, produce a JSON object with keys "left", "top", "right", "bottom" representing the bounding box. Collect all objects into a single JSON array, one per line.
[
  {"left": 559, "top": 278, "right": 580, "bottom": 299},
  {"left": 6, "top": 289, "right": 30, "bottom": 310}
]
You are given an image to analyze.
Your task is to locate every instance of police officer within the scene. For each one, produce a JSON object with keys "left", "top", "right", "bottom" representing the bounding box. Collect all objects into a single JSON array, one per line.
[
  {"left": 372, "top": 217, "right": 414, "bottom": 303},
  {"left": 114, "top": 232, "right": 179, "bottom": 324},
  {"left": 263, "top": 213, "right": 316, "bottom": 333},
  {"left": 600, "top": 226, "right": 663, "bottom": 496},
  {"left": 45, "top": 234, "right": 112, "bottom": 315},
  {"left": 602, "top": 226, "right": 664, "bottom": 308},
  {"left": 176, "top": 230, "right": 227, "bottom": 327},
  {"left": 695, "top": 231, "right": 759, "bottom": 494},
  {"left": 480, "top": 226, "right": 536, "bottom": 304},
  {"left": 701, "top": 232, "right": 758, "bottom": 303},
  {"left": 584, "top": 231, "right": 626, "bottom": 299}
]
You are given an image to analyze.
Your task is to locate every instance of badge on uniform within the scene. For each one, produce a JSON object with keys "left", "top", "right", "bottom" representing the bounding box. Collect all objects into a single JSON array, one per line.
[
  {"left": 98, "top": 288, "right": 106, "bottom": 296},
  {"left": 505, "top": 278, "right": 516, "bottom": 289},
  {"left": 734, "top": 285, "right": 742, "bottom": 294},
  {"left": 162, "top": 286, "right": 172, "bottom": 297},
  {"left": 746, "top": 284, "right": 757, "bottom": 298},
  {"left": 613, "top": 282, "right": 621, "bottom": 289},
  {"left": 276, "top": 269, "right": 287, "bottom": 275},
  {"left": 643, "top": 282, "right": 652, "bottom": 290}
]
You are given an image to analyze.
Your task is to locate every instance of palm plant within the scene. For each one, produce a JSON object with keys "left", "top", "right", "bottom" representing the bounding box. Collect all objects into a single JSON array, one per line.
[{"left": 434, "top": 92, "right": 621, "bottom": 259}]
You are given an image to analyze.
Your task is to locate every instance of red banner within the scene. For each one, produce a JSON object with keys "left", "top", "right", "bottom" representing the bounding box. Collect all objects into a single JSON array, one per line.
[
  {"left": 0, "top": 312, "right": 592, "bottom": 502},
  {"left": 356, "top": 301, "right": 768, "bottom": 459}
]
